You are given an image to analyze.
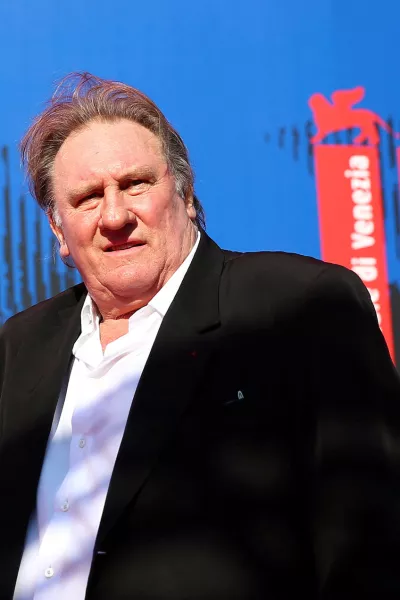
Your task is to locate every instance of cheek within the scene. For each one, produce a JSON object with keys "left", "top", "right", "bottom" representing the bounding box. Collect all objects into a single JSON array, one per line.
[
  {"left": 136, "top": 193, "right": 178, "bottom": 228},
  {"left": 63, "top": 213, "right": 98, "bottom": 248}
]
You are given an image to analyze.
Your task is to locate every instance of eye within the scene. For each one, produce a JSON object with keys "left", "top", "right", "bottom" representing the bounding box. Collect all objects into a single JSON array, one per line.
[
  {"left": 76, "top": 190, "right": 103, "bottom": 205},
  {"left": 83, "top": 192, "right": 101, "bottom": 200},
  {"left": 121, "top": 177, "right": 153, "bottom": 191},
  {"left": 128, "top": 179, "right": 148, "bottom": 188}
]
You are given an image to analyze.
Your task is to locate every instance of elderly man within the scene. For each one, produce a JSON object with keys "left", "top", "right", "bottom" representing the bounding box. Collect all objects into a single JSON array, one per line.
[{"left": 1, "top": 73, "right": 400, "bottom": 600}]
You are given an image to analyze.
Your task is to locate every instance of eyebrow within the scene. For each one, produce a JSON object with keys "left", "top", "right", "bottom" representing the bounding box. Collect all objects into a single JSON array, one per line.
[{"left": 67, "top": 165, "right": 158, "bottom": 201}]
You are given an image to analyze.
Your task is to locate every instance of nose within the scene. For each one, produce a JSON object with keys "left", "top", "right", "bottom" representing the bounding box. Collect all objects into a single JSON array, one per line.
[{"left": 98, "top": 188, "right": 136, "bottom": 231}]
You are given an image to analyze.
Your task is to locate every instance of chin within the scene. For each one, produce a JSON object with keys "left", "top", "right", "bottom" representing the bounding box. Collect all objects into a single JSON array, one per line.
[{"left": 104, "top": 269, "right": 154, "bottom": 298}]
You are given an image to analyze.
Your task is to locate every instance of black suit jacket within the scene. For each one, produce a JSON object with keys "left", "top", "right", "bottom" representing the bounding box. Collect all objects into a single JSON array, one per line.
[{"left": 1, "top": 232, "right": 400, "bottom": 599}]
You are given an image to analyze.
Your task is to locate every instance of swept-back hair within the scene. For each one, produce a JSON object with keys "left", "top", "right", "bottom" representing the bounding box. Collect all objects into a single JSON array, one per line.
[{"left": 20, "top": 72, "right": 205, "bottom": 229}]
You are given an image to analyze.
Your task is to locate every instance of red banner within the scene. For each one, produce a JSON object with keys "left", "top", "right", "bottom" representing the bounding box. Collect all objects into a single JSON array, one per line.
[{"left": 314, "top": 145, "right": 394, "bottom": 359}]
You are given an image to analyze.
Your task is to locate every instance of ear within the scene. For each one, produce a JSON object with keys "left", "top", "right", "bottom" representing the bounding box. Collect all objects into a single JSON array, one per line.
[
  {"left": 185, "top": 195, "right": 197, "bottom": 222},
  {"left": 48, "top": 212, "right": 70, "bottom": 259}
]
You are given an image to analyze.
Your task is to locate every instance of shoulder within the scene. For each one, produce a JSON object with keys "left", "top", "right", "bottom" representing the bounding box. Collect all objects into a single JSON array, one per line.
[
  {"left": 219, "top": 248, "right": 371, "bottom": 320},
  {"left": 221, "top": 248, "right": 326, "bottom": 284},
  {"left": 222, "top": 248, "right": 366, "bottom": 289},
  {"left": 220, "top": 248, "right": 358, "bottom": 295},
  {"left": 0, "top": 283, "right": 86, "bottom": 342}
]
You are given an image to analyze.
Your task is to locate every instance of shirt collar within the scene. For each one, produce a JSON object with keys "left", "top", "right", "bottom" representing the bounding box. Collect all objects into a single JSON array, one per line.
[
  {"left": 148, "top": 230, "right": 200, "bottom": 317},
  {"left": 79, "top": 230, "right": 201, "bottom": 333},
  {"left": 80, "top": 292, "right": 100, "bottom": 335}
]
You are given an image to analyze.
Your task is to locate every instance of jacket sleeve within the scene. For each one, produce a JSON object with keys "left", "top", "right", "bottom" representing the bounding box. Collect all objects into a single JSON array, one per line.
[
  {"left": 0, "top": 322, "right": 7, "bottom": 405},
  {"left": 304, "top": 264, "right": 400, "bottom": 596}
]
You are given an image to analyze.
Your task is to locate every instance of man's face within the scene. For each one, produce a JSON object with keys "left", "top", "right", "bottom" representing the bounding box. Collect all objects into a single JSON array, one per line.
[{"left": 51, "top": 119, "right": 196, "bottom": 312}]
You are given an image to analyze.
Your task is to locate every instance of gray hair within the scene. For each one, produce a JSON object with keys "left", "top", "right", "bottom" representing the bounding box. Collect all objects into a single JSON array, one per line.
[{"left": 20, "top": 72, "right": 205, "bottom": 230}]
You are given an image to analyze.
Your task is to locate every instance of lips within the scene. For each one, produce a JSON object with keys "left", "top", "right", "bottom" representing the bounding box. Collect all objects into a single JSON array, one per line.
[{"left": 105, "top": 241, "right": 144, "bottom": 252}]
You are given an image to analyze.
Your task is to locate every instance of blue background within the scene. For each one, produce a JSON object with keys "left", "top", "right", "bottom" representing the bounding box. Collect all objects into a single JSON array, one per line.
[{"left": 1, "top": 0, "right": 400, "bottom": 340}]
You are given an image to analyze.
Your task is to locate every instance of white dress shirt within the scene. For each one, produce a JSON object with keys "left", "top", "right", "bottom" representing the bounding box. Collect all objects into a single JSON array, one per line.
[{"left": 13, "top": 232, "right": 200, "bottom": 600}]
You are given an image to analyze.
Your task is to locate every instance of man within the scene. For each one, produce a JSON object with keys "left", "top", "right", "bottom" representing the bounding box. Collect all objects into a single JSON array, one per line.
[{"left": 1, "top": 72, "right": 400, "bottom": 600}]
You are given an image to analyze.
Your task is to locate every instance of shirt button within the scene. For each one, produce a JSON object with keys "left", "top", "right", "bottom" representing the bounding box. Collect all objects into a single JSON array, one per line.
[
  {"left": 79, "top": 438, "right": 86, "bottom": 448},
  {"left": 61, "top": 500, "right": 69, "bottom": 512},
  {"left": 45, "top": 567, "right": 54, "bottom": 578}
]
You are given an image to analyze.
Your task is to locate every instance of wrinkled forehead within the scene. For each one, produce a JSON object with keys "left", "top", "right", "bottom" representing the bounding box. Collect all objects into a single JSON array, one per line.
[{"left": 52, "top": 119, "right": 166, "bottom": 189}]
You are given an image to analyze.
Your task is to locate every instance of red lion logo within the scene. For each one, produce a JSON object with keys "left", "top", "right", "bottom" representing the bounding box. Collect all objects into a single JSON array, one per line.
[{"left": 309, "top": 86, "right": 400, "bottom": 146}]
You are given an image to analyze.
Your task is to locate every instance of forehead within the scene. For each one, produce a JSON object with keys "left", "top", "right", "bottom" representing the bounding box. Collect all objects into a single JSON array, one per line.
[{"left": 53, "top": 119, "right": 165, "bottom": 186}]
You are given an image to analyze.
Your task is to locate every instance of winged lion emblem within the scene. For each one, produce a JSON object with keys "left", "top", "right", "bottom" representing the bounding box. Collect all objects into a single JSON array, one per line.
[{"left": 309, "top": 86, "right": 400, "bottom": 146}]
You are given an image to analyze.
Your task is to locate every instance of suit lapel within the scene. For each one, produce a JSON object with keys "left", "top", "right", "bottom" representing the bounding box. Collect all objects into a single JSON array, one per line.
[
  {"left": 96, "top": 233, "right": 224, "bottom": 546},
  {"left": 0, "top": 285, "right": 86, "bottom": 599}
]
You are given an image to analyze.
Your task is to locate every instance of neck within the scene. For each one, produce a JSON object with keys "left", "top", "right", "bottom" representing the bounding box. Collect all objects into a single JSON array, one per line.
[
  {"left": 99, "top": 317, "right": 132, "bottom": 352},
  {"left": 93, "top": 225, "right": 198, "bottom": 349}
]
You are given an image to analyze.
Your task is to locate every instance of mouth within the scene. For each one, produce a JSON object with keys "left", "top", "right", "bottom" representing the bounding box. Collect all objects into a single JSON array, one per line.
[{"left": 105, "top": 242, "right": 145, "bottom": 253}]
